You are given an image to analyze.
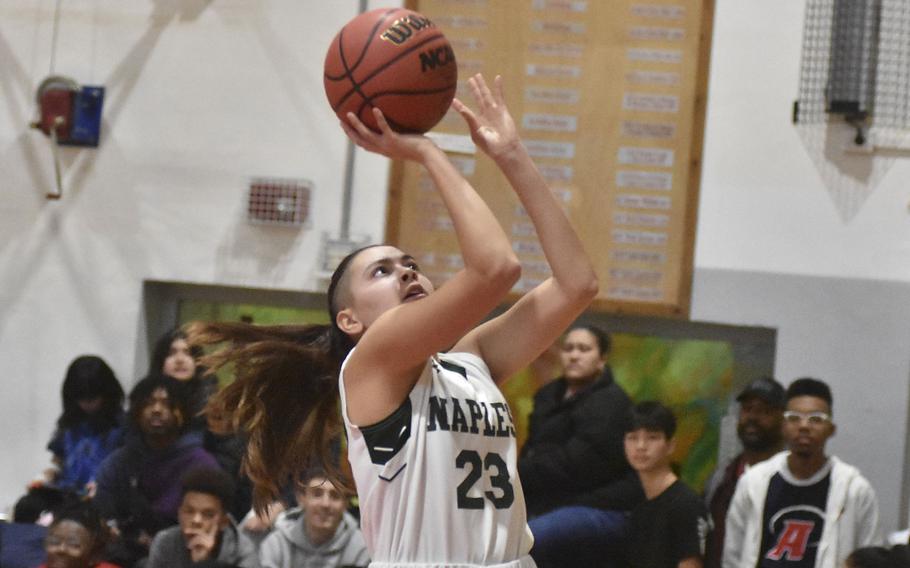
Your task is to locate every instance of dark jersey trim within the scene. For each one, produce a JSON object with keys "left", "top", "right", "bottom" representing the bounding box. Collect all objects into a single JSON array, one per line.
[
  {"left": 359, "top": 398, "right": 412, "bottom": 465},
  {"left": 379, "top": 463, "right": 407, "bottom": 483},
  {"left": 438, "top": 359, "right": 468, "bottom": 380}
]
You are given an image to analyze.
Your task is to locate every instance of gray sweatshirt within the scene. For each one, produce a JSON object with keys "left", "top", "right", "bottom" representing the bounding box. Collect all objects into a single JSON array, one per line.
[
  {"left": 259, "top": 508, "right": 369, "bottom": 568},
  {"left": 147, "top": 518, "right": 260, "bottom": 568}
]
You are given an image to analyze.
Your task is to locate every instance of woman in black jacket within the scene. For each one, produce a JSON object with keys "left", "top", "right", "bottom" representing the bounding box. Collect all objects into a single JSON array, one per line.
[{"left": 520, "top": 325, "right": 643, "bottom": 568}]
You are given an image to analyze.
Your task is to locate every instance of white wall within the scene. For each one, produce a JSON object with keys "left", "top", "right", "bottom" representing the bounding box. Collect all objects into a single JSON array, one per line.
[
  {"left": 697, "top": 0, "right": 910, "bottom": 279},
  {"left": 691, "top": 0, "right": 910, "bottom": 532},
  {"left": 2, "top": 0, "right": 909, "bottom": 534},
  {"left": 0, "top": 0, "right": 398, "bottom": 512}
]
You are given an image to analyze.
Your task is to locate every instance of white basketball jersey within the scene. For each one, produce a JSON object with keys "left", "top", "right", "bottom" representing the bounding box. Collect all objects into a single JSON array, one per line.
[{"left": 340, "top": 350, "right": 535, "bottom": 567}]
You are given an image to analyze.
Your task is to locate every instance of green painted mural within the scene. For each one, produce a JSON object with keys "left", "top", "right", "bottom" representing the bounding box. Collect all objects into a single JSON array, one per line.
[{"left": 179, "top": 300, "right": 735, "bottom": 491}]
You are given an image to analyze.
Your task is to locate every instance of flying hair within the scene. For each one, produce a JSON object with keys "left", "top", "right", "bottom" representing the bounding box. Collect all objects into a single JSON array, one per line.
[{"left": 184, "top": 245, "right": 374, "bottom": 515}]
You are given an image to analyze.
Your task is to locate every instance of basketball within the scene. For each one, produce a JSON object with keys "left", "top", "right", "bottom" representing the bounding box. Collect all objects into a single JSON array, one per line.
[{"left": 324, "top": 8, "right": 457, "bottom": 134}]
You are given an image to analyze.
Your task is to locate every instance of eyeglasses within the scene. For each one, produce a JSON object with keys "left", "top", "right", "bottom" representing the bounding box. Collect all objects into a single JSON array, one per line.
[{"left": 783, "top": 410, "right": 831, "bottom": 425}]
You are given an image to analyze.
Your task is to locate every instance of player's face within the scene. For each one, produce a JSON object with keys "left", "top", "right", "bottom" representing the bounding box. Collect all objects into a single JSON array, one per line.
[
  {"left": 298, "top": 476, "right": 347, "bottom": 543},
  {"left": 624, "top": 428, "right": 674, "bottom": 473},
  {"left": 179, "top": 491, "right": 228, "bottom": 541},
  {"left": 782, "top": 395, "right": 835, "bottom": 458},
  {"left": 737, "top": 396, "right": 783, "bottom": 452},
  {"left": 559, "top": 328, "right": 605, "bottom": 384},
  {"left": 340, "top": 245, "right": 435, "bottom": 335},
  {"left": 163, "top": 338, "right": 197, "bottom": 381},
  {"left": 45, "top": 520, "right": 96, "bottom": 568}
]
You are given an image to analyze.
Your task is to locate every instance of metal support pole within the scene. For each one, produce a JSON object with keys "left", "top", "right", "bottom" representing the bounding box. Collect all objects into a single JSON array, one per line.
[{"left": 339, "top": 0, "right": 369, "bottom": 241}]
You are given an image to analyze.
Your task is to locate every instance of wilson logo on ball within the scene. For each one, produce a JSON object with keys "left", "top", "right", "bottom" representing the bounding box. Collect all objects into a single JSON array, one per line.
[
  {"left": 324, "top": 8, "right": 458, "bottom": 134},
  {"left": 380, "top": 14, "right": 435, "bottom": 45}
]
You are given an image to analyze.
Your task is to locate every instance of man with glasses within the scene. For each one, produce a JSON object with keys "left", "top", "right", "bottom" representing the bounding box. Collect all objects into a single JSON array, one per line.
[{"left": 723, "top": 377, "right": 881, "bottom": 568}]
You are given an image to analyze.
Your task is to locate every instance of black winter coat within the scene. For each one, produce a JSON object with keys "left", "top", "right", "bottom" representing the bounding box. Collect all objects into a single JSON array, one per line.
[{"left": 518, "top": 367, "right": 643, "bottom": 516}]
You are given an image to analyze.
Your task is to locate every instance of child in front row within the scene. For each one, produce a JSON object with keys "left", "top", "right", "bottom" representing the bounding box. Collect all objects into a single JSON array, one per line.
[{"left": 624, "top": 401, "right": 710, "bottom": 568}]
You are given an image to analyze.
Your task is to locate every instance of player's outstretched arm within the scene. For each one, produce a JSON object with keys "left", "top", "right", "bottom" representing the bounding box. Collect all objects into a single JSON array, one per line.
[
  {"left": 341, "top": 109, "right": 520, "bottom": 425},
  {"left": 453, "top": 74, "right": 598, "bottom": 382}
]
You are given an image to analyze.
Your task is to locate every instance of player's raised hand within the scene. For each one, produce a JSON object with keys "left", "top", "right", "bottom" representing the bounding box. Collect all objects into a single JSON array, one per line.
[
  {"left": 341, "top": 108, "right": 436, "bottom": 163},
  {"left": 452, "top": 74, "right": 520, "bottom": 160}
]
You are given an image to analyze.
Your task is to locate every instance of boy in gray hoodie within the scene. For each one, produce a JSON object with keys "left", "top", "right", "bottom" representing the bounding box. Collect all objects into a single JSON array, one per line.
[
  {"left": 147, "top": 466, "right": 259, "bottom": 568},
  {"left": 259, "top": 467, "right": 368, "bottom": 568}
]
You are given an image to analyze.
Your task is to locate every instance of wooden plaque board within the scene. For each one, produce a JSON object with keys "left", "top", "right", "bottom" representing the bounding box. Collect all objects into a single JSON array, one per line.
[{"left": 386, "top": 0, "right": 715, "bottom": 317}]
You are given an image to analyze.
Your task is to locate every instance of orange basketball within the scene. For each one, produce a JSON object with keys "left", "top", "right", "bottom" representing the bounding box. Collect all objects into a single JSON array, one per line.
[{"left": 324, "top": 8, "right": 457, "bottom": 134}]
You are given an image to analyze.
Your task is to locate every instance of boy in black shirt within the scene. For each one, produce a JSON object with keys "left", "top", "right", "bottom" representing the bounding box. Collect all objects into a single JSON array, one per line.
[{"left": 625, "top": 401, "right": 709, "bottom": 568}]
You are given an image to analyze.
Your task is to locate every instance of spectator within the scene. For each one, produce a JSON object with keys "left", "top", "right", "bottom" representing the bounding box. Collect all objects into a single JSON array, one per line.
[
  {"left": 149, "top": 329, "right": 216, "bottom": 429},
  {"left": 846, "top": 545, "right": 910, "bottom": 568},
  {"left": 724, "top": 377, "right": 881, "bottom": 568},
  {"left": 259, "top": 467, "right": 368, "bottom": 568},
  {"left": 151, "top": 328, "right": 252, "bottom": 520},
  {"left": 520, "top": 325, "right": 641, "bottom": 567},
  {"left": 0, "top": 493, "right": 58, "bottom": 568},
  {"left": 37, "top": 500, "right": 120, "bottom": 568},
  {"left": 147, "top": 466, "right": 258, "bottom": 568},
  {"left": 46, "top": 355, "right": 127, "bottom": 497},
  {"left": 12, "top": 355, "right": 126, "bottom": 557},
  {"left": 624, "top": 401, "right": 708, "bottom": 568},
  {"left": 94, "top": 375, "right": 219, "bottom": 566},
  {"left": 11, "top": 485, "right": 73, "bottom": 524},
  {"left": 239, "top": 500, "right": 290, "bottom": 549},
  {"left": 703, "top": 377, "right": 785, "bottom": 568}
]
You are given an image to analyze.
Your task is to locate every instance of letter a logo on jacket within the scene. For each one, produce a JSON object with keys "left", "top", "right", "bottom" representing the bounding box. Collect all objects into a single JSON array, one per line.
[{"left": 766, "top": 519, "right": 815, "bottom": 561}]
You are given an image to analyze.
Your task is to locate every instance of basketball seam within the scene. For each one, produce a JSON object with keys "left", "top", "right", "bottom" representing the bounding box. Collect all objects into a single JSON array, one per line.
[
  {"left": 325, "top": 8, "right": 399, "bottom": 81},
  {"left": 366, "top": 84, "right": 458, "bottom": 99},
  {"left": 328, "top": 32, "right": 448, "bottom": 113},
  {"left": 358, "top": 83, "right": 457, "bottom": 132},
  {"left": 378, "top": 114, "right": 419, "bottom": 134}
]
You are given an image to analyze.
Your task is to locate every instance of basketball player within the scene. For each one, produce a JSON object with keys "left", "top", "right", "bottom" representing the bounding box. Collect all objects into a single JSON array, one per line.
[{"left": 188, "top": 73, "right": 598, "bottom": 567}]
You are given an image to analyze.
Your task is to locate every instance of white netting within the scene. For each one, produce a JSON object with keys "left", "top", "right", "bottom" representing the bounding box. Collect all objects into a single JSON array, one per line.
[
  {"left": 796, "top": 0, "right": 910, "bottom": 136},
  {"left": 793, "top": 0, "right": 910, "bottom": 222},
  {"left": 872, "top": 0, "right": 910, "bottom": 142}
]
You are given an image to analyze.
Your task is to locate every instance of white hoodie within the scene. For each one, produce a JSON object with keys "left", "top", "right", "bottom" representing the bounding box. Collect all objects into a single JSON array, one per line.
[
  {"left": 259, "top": 507, "right": 369, "bottom": 568},
  {"left": 723, "top": 451, "right": 881, "bottom": 568}
]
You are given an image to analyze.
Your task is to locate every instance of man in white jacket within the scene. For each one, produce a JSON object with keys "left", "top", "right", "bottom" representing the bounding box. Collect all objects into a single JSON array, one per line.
[{"left": 723, "top": 377, "right": 880, "bottom": 568}]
